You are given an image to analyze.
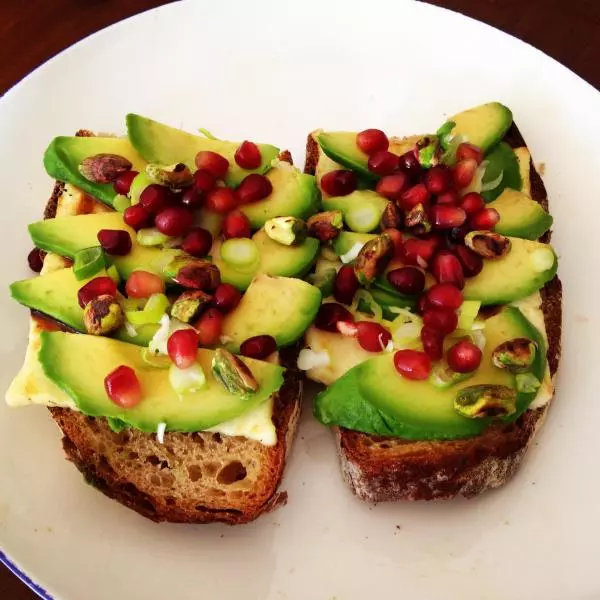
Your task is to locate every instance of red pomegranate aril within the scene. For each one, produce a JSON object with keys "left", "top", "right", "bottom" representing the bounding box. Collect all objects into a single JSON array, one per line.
[
  {"left": 402, "top": 236, "right": 440, "bottom": 266},
  {"left": 400, "top": 183, "right": 430, "bottom": 211},
  {"left": 333, "top": 265, "right": 359, "bottom": 305},
  {"left": 104, "top": 366, "right": 142, "bottom": 408},
  {"left": 205, "top": 187, "right": 237, "bottom": 213},
  {"left": 426, "top": 283, "right": 463, "bottom": 310},
  {"left": 448, "top": 223, "right": 471, "bottom": 244},
  {"left": 27, "top": 248, "right": 44, "bottom": 272},
  {"left": 431, "top": 251, "right": 465, "bottom": 289},
  {"left": 234, "top": 141, "right": 262, "bottom": 169},
  {"left": 424, "top": 165, "right": 452, "bottom": 194},
  {"left": 470, "top": 207, "right": 500, "bottom": 230},
  {"left": 155, "top": 206, "right": 194, "bottom": 237},
  {"left": 193, "top": 169, "right": 217, "bottom": 193},
  {"left": 125, "top": 270, "right": 165, "bottom": 299},
  {"left": 421, "top": 326, "right": 444, "bottom": 361},
  {"left": 446, "top": 339, "right": 482, "bottom": 373},
  {"left": 194, "top": 308, "right": 223, "bottom": 346},
  {"left": 336, "top": 320, "right": 359, "bottom": 337},
  {"left": 398, "top": 151, "right": 423, "bottom": 181},
  {"left": 140, "top": 184, "right": 170, "bottom": 215},
  {"left": 455, "top": 245, "right": 484, "bottom": 277},
  {"left": 376, "top": 173, "right": 409, "bottom": 200},
  {"left": 456, "top": 142, "right": 484, "bottom": 165},
  {"left": 367, "top": 151, "right": 399, "bottom": 176},
  {"left": 431, "top": 205, "right": 467, "bottom": 229},
  {"left": 453, "top": 158, "right": 478, "bottom": 189},
  {"left": 167, "top": 329, "right": 199, "bottom": 369},
  {"left": 417, "top": 293, "right": 430, "bottom": 315},
  {"left": 212, "top": 283, "right": 242, "bottom": 313},
  {"left": 387, "top": 266, "right": 425, "bottom": 295},
  {"left": 123, "top": 204, "right": 151, "bottom": 231},
  {"left": 423, "top": 308, "right": 458, "bottom": 335},
  {"left": 195, "top": 151, "right": 229, "bottom": 179},
  {"left": 356, "top": 129, "right": 389, "bottom": 155},
  {"left": 459, "top": 191, "right": 485, "bottom": 215},
  {"left": 356, "top": 322, "right": 391, "bottom": 353},
  {"left": 181, "top": 188, "right": 203, "bottom": 210},
  {"left": 320, "top": 170, "right": 357, "bottom": 196},
  {"left": 181, "top": 227, "right": 213, "bottom": 258},
  {"left": 383, "top": 228, "right": 405, "bottom": 258},
  {"left": 314, "top": 302, "right": 354, "bottom": 332},
  {"left": 97, "top": 229, "right": 132, "bottom": 256},
  {"left": 240, "top": 335, "right": 277, "bottom": 360},
  {"left": 436, "top": 190, "right": 459, "bottom": 205},
  {"left": 113, "top": 170, "right": 139, "bottom": 195},
  {"left": 222, "top": 210, "right": 251, "bottom": 239},
  {"left": 77, "top": 276, "right": 117, "bottom": 308},
  {"left": 236, "top": 174, "right": 273, "bottom": 204},
  {"left": 393, "top": 349, "right": 432, "bottom": 381}
]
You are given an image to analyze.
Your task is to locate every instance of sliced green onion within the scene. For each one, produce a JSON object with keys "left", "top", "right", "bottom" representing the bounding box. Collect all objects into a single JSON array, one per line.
[
  {"left": 122, "top": 297, "right": 147, "bottom": 312},
  {"left": 73, "top": 246, "right": 105, "bottom": 281},
  {"left": 457, "top": 301, "right": 481, "bottom": 330},
  {"left": 106, "top": 264, "right": 120, "bottom": 285},
  {"left": 141, "top": 348, "right": 172, "bottom": 369},
  {"left": 219, "top": 238, "right": 260, "bottom": 269},
  {"left": 481, "top": 169, "right": 504, "bottom": 192},
  {"left": 169, "top": 363, "right": 206, "bottom": 395},
  {"left": 137, "top": 227, "right": 170, "bottom": 247},
  {"left": 308, "top": 267, "right": 336, "bottom": 298},
  {"left": 129, "top": 172, "right": 154, "bottom": 205},
  {"left": 430, "top": 362, "right": 473, "bottom": 389},
  {"left": 125, "top": 293, "right": 170, "bottom": 326},
  {"left": 344, "top": 203, "right": 382, "bottom": 233},
  {"left": 163, "top": 236, "right": 183, "bottom": 249},
  {"left": 390, "top": 309, "right": 423, "bottom": 349},
  {"left": 113, "top": 194, "right": 131, "bottom": 213},
  {"left": 198, "top": 128, "right": 218, "bottom": 140},
  {"left": 442, "top": 134, "right": 466, "bottom": 166},
  {"left": 351, "top": 290, "right": 383, "bottom": 322}
]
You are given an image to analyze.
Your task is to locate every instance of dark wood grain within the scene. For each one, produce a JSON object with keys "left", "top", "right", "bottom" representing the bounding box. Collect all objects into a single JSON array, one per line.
[{"left": 0, "top": 1, "right": 598, "bottom": 598}]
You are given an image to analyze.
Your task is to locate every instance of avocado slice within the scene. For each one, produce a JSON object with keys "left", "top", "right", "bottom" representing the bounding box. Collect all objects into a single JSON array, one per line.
[
  {"left": 314, "top": 307, "right": 545, "bottom": 440},
  {"left": 44, "top": 136, "right": 146, "bottom": 208},
  {"left": 463, "top": 237, "right": 557, "bottom": 305},
  {"left": 514, "top": 147, "right": 532, "bottom": 197},
  {"left": 323, "top": 190, "right": 388, "bottom": 233},
  {"left": 480, "top": 142, "right": 522, "bottom": 202},
  {"left": 489, "top": 189, "right": 553, "bottom": 240},
  {"left": 39, "top": 331, "right": 284, "bottom": 432},
  {"left": 331, "top": 231, "right": 376, "bottom": 257},
  {"left": 222, "top": 274, "right": 321, "bottom": 352},
  {"left": 126, "top": 114, "right": 279, "bottom": 188}
]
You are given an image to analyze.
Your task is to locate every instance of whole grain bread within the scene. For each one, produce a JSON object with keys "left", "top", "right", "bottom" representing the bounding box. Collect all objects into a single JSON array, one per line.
[{"left": 304, "top": 123, "right": 562, "bottom": 501}]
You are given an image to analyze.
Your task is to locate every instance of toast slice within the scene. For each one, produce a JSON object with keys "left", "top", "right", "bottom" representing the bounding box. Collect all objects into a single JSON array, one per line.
[
  {"left": 27, "top": 132, "right": 302, "bottom": 524},
  {"left": 304, "top": 123, "right": 562, "bottom": 501}
]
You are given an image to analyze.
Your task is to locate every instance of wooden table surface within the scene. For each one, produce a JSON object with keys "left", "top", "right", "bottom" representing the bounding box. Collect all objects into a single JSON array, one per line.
[{"left": 1, "top": 0, "right": 598, "bottom": 598}]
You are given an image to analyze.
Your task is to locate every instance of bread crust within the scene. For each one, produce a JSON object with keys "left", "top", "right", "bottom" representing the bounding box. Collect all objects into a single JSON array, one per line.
[{"left": 305, "top": 123, "right": 562, "bottom": 501}]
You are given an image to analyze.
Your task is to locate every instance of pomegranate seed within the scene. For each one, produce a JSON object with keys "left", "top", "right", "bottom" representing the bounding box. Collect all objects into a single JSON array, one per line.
[
  {"left": 97, "top": 229, "right": 132, "bottom": 256},
  {"left": 402, "top": 236, "right": 440, "bottom": 266},
  {"left": 383, "top": 228, "right": 405, "bottom": 258},
  {"left": 417, "top": 294, "right": 430, "bottom": 315},
  {"left": 431, "top": 251, "right": 465, "bottom": 289},
  {"left": 456, "top": 142, "right": 484, "bottom": 165},
  {"left": 155, "top": 206, "right": 194, "bottom": 237},
  {"left": 205, "top": 187, "right": 237, "bottom": 213},
  {"left": 212, "top": 283, "right": 242, "bottom": 313},
  {"left": 423, "top": 308, "right": 458, "bottom": 335},
  {"left": 123, "top": 204, "right": 151, "bottom": 231},
  {"left": 336, "top": 320, "right": 359, "bottom": 337},
  {"left": 240, "top": 335, "right": 277, "bottom": 359},
  {"left": 459, "top": 192, "right": 485, "bottom": 215},
  {"left": 194, "top": 308, "right": 223, "bottom": 346},
  {"left": 367, "top": 151, "right": 399, "bottom": 176},
  {"left": 446, "top": 339, "right": 482, "bottom": 373},
  {"left": 182, "top": 227, "right": 213, "bottom": 258},
  {"left": 167, "top": 329, "right": 199, "bottom": 369},
  {"left": 393, "top": 349, "right": 432, "bottom": 380},
  {"left": 125, "top": 270, "right": 165, "bottom": 299},
  {"left": 424, "top": 165, "right": 452, "bottom": 194},
  {"left": 356, "top": 322, "right": 391, "bottom": 352},
  {"left": 387, "top": 266, "right": 425, "bottom": 295},
  {"left": 236, "top": 174, "right": 273, "bottom": 204},
  {"left": 333, "top": 265, "right": 359, "bottom": 305},
  {"left": 455, "top": 245, "right": 484, "bottom": 277},
  {"left": 376, "top": 173, "right": 409, "bottom": 200},
  {"left": 234, "top": 141, "right": 262, "bottom": 169},
  {"left": 195, "top": 151, "right": 229, "bottom": 178},
  {"left": 140, "top": 184, "right": 170, "bottom": 215},
  {"left": 27, "top": 248, "right": 44, "bottom": 272},
  {"left": 453, "top": 158, "right": 478, "bottom": 189},
  {"left": 320, "top": 170, "right": 357, "bottom": 196},
  {"left": 104, "top": 366, "right": 142, "bottom": 408},
  {"left": 470, "top": 208, "right": 500, "bottom": 230},
  {"left": 181, "top": 188, "right": 203, "bottom": 210},
  {"left": 356, "top": 129, "right": 389, "bottom": 155},
  {"left": 398, "top": 151, "right": 423, "bottom": 181},
  {"left": 77, "top": 277, "right": 117, "bottom": 308},
  {"left": 426, "top": 283, "right": 463, "bottom": 310},
  {"left": 421, "top": 326, "right": 444, "bottom": 360},
  {"left": 399, "top": 183, "right": 430, "bottom": 211},
  {"left": 431, "top": 205, "right": 467, "bottom": 229},
  {"left": 193, "top": 169, "right": 217, "bottom": 193},
  {"left": 448, "top": 223, "right": 471, "bottom": 244},
  {"left": 436, "top": 190, "right": 459, "bottom": 205},
  {"left": 314, "top": 302, "right": 354, "bottom": 332},
  {"left": 113, "top": 170, "right": 139, "bottom": 195},
  {"left": 222, "top": 210, "right": 251, "bottom": 239}
]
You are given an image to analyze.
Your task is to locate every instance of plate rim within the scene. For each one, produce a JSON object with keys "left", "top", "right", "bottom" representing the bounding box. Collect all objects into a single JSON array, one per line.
[{"left": 0, "top": 551, "right": 53, "bottom": 600}]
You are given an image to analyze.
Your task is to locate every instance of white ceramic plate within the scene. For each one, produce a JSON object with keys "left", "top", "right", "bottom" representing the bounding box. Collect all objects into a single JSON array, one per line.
[{"left": 1, "top": 1, "right": 599, "bottom": 598}]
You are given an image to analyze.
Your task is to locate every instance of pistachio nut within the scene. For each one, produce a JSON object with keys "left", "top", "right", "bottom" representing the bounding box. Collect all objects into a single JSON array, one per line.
[
  {"left": 380, "top": 202, "right": 403, "bottom": 230},
  {"left": 464, "top": 231, "right": 511, "bottom": 260},
  {"left": 416, "top": 136, "right": 440, "bottom": 168},
  {"left": 515, "top": 372, "right": 542, "bottom": 394},
  {"left": 404, "top": 202, "right": 431, "bottom": 233},
  {"left": 454, "top": 384, "right": 517, "bottom": 419},
  {"left": 306, "top": 211, "right": 344, "bottom": 242},
  {"left": 211, "top": 348, "right": 259, "bottom": 395},
  {"left": 83, "top": 294, "right": 124, "bottom": 335},
  {"left": 146, "top": 163, "right": 193, "bottom": 189},
  {"left": 264, "top": 216, "right": 308, "bottom": 246},
  {"left": 353, "top": 233, "right": 393, "bottom": 285},
  {"left": 165, "top": 257, "right": 221, "bottom": 292},
  {"left": 491, "top": 337, "right": 537, "bottom": 373},
  {"left": 429, "top": 361, "right": 474, "bottom": 389},
  {"left": 171, "top": 290, "right": 212, "bottom": 323},
  {"left": 78, "top": 154, "right": 133, "bottom": 184}
]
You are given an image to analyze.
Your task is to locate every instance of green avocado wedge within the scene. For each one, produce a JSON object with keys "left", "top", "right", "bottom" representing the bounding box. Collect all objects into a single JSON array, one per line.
[
  {"left": 489, "top": 189, "right": 553, "bottom": 240},
  {"left": 38, "top": 331, "right": 284, "bottom": 432}
]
